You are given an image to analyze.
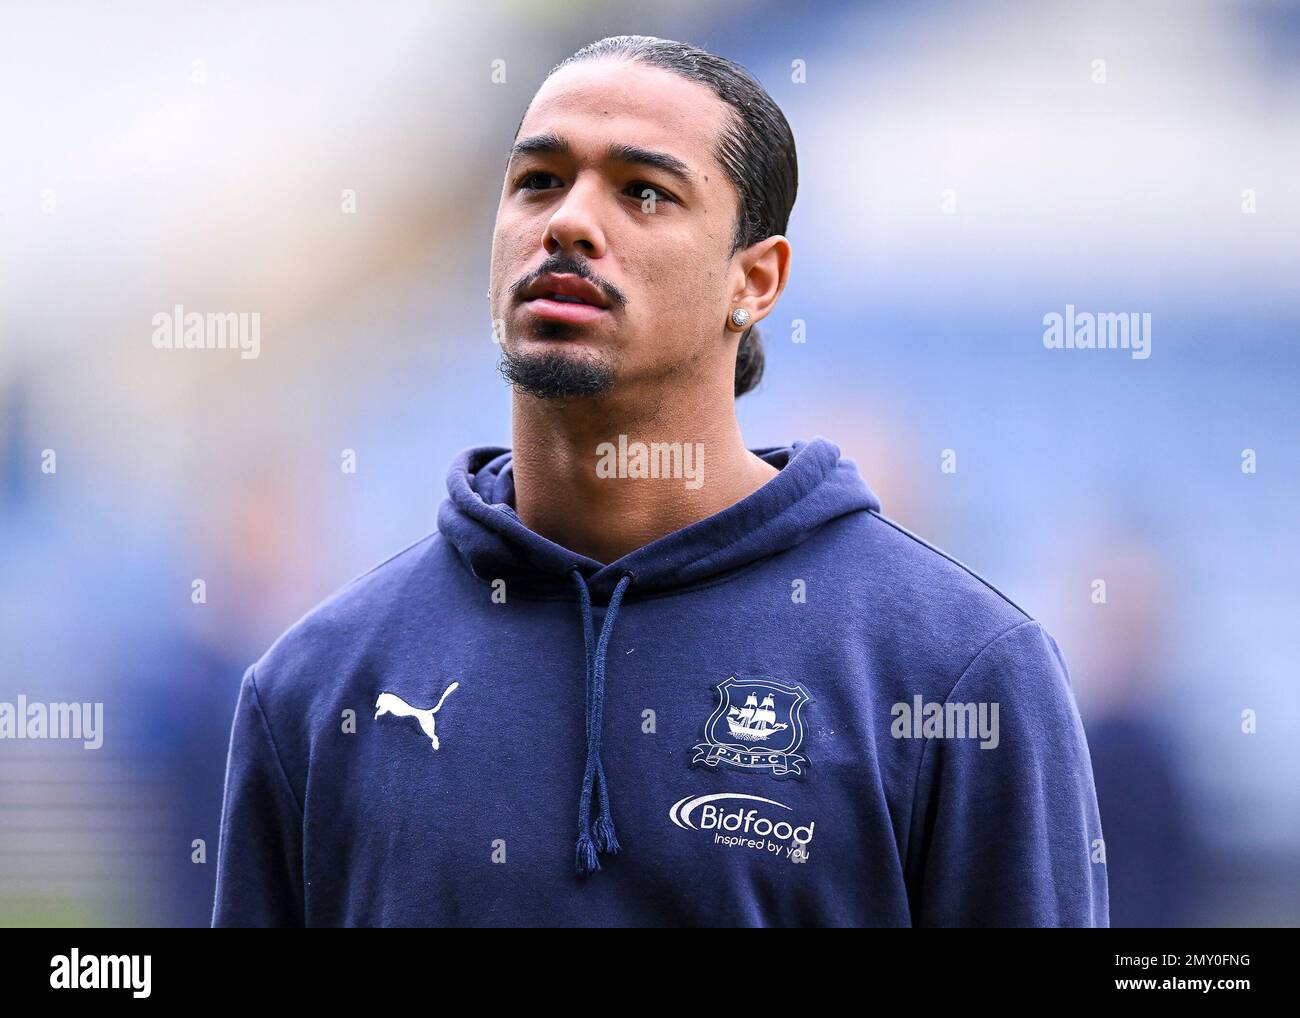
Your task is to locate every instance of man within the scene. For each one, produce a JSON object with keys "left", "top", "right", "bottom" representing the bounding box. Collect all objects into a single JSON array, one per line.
[{"left": 212, "top": 35, "right": 1108, "bottom": 927}]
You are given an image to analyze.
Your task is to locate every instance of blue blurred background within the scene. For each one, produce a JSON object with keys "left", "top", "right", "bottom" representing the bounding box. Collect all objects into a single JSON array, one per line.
[{"left": 1, "top": 0, "right": 1296, "bottom": 926}]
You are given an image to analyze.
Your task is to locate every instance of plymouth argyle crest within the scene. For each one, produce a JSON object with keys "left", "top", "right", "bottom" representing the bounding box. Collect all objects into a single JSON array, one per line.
[{"left": 691, "top": 676, "right": 812, "bottom": 778}]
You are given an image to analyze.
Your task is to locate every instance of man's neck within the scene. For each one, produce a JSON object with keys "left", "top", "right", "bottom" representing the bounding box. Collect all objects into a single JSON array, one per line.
[{"left": 510, "top": 383, "right": 779, "bottom": 564}]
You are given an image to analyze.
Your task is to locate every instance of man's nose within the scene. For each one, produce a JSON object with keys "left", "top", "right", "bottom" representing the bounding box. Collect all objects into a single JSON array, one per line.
[{"left": 544, "top": 177, "right": 607, "bottom": 259}]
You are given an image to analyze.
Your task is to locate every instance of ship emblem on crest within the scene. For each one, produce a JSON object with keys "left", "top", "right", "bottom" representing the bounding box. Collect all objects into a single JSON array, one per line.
[{"left": 691, "top": 676, "right": 811, "bottom": 779}]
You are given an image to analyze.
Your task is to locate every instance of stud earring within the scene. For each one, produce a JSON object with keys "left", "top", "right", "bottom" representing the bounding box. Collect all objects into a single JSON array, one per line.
[{"left": 730, "top": 308, "right": 751, "bottom": 328}]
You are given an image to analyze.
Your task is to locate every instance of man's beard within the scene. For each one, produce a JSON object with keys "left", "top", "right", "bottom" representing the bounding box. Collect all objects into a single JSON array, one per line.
[{"left": 497, "top": 343, "right": 616, "bottom": 399}]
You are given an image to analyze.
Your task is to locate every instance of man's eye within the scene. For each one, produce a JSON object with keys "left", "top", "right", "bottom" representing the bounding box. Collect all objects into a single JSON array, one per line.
[
  {"left": 627, "top": 182, "right": 672, "bottom": 204},
  {"left": 518, "top": 171, "right": 560, "bottom": 191}
]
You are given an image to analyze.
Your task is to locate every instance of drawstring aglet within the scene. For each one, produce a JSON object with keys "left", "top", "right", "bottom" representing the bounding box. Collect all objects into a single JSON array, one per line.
[
  {"left": 592, "top": 813, "right": 620, "bottom": 856},
  {"left": 575, "top": 832, "right": 600, "bottom": 875}
]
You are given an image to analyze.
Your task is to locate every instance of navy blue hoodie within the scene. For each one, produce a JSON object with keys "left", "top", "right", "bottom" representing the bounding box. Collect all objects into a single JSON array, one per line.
[{"left": 211, "top": 437, "right": 1108, "bottom": 927}]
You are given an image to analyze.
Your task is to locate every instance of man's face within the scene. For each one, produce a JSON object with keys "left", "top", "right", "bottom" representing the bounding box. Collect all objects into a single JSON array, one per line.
[{"left": 489, "top": 58, "right": 743, "bottom": 399}]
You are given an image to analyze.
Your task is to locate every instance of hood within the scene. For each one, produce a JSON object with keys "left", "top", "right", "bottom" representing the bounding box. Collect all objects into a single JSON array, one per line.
[
  {"left": 435, "top": 436, "right": 881, "bottom": 876},
  {"left": 438, "top": 436, "right": 881, "bottom": 602}
]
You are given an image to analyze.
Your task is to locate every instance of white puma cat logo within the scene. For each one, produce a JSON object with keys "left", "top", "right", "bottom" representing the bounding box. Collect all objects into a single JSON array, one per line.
[{"left": 375, "top": 683, "right": 459, "bottom": 751}]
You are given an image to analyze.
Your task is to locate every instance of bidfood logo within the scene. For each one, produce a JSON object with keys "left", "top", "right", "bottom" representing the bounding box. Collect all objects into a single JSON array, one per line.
[{"left": 669, "top": 792, "right": 815, "bottom": 862}]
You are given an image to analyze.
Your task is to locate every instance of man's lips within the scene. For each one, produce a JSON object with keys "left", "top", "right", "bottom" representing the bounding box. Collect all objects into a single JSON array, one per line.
[
  {"left": 522, "top": 272, "right": 611, "bottom": 307},
  {"left": 521, "top": 298, "right": 610, "bottom": 324},
  {"left": 520, "top": 273, "right": 613, "bottom": 324}
]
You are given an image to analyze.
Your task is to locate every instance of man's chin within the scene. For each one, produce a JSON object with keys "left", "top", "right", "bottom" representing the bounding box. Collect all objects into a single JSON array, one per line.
[{"left": 496, "top": 346, "right": 616, "bottom": 399}]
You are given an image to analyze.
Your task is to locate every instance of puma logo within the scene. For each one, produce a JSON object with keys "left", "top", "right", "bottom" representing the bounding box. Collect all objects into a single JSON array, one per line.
[{"left": 374, "top": 683, "right": 459, "bottom": 751}]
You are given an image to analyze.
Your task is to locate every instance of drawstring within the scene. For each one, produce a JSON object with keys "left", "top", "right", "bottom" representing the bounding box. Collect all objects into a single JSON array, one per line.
[{"left": 569, "top": 568, "right": 633, "bottom": 876}]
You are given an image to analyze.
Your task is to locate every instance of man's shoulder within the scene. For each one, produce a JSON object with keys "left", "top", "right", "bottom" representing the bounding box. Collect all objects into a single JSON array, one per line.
[
  {"left": 249, "top": 529, "right": 451, "bottom": 697},
  {"left": 821, "top": 508, "right": 1040, "bottom": 674},
  {"left": 865, "top": 508, "right": 1029, "bottom": 614}
]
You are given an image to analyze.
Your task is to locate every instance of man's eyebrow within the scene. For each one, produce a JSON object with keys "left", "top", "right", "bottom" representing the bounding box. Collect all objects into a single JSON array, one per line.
[
  {"left": 602, "top": 142, "right": 695, "bottom": 187},
  {"left": 509, "top": 132, "right": 571, "bottom": 162},
  {"left": 509, "top": 133, "right": 697, "bottom": 188}
]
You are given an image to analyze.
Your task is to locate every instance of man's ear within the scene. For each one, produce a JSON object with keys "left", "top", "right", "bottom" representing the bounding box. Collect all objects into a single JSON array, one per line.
[{"left": 734, "top": 235, "right": 791, "bottom": 328}]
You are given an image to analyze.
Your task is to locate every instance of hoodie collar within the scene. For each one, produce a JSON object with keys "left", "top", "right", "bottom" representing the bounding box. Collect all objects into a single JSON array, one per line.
[{"left": 437, "top": 436, "right": 881, "bottom": 603}]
